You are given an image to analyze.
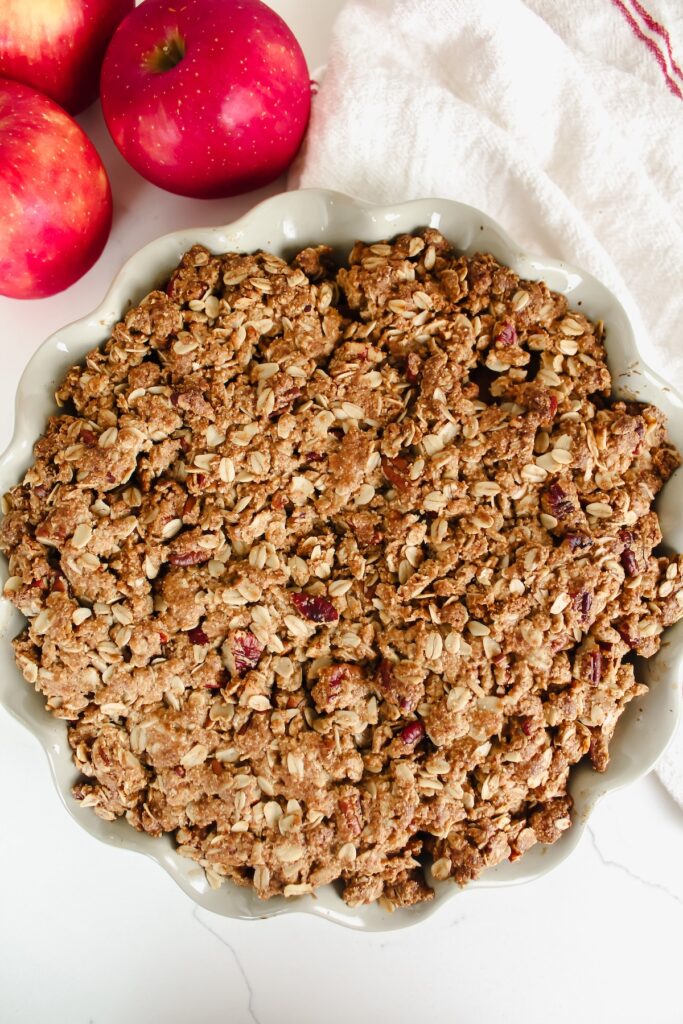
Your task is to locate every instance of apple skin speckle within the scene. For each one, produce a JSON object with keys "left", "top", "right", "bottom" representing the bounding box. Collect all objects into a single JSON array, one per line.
[{"left": 100, "top": 0, "right": 311, "bottom": 198}]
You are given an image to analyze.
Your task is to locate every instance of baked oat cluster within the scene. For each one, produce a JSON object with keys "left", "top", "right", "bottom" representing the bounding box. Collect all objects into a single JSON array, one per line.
[{"left": 2, "top": 229, "right": 683, "bottom": 910}]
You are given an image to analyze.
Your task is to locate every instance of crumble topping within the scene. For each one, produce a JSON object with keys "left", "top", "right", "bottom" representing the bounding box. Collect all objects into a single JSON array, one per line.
[{"left": 2, "top": 229, "right": 682, "bottom": 910}]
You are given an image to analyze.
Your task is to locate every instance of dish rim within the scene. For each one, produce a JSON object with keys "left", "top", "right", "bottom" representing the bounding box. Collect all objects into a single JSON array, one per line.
[{"left": 1, "top": 187, "right": 681, "bottom": 932}]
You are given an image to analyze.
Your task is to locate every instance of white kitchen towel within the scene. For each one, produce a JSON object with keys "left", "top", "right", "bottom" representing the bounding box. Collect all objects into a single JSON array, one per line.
[{"left": 290, "top": 0, "right": 683, "bottom": 807}]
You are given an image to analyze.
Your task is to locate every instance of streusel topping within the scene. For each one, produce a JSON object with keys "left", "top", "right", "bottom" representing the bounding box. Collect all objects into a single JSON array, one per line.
[{"left": 2, "top": 230, "right": 681, "bottom": 909}]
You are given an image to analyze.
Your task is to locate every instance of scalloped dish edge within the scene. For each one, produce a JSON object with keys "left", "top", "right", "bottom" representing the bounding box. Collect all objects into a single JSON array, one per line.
[{"left": 0, "top": 190, "right": 681, "bottom": 932}]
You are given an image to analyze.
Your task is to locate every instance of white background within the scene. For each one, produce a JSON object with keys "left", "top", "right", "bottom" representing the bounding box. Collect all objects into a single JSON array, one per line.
[{"left": 1, "top": 3, "right": 682, "bottom": 1022}]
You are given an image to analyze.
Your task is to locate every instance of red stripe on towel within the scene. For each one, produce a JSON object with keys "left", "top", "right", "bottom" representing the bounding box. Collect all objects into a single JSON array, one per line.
[
  {"left": 629, "top": 0, "right": 683, "bottom": 82},
  {"left": 610, "top": 0, "right": 683, "bottom": 99}
]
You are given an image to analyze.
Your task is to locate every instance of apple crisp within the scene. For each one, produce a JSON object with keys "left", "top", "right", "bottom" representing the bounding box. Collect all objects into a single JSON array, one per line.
[{"left": 2, "top": 229, "right": 682, "bottom": 910}]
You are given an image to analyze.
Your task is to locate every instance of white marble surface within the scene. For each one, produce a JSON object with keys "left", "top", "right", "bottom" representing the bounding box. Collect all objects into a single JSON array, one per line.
[{"left": 1, "top": 3, "right": 682, "bottom": 1021}]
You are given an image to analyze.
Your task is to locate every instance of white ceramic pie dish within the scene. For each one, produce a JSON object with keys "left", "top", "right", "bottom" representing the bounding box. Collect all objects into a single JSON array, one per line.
[{"left": 1, "top": 189, "right": 681, "bottom": 932}]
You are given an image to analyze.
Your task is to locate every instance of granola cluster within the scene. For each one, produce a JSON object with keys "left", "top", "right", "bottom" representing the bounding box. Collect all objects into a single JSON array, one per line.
[{"left": 2, "top": 230, "right": 682, "bottom": 910}]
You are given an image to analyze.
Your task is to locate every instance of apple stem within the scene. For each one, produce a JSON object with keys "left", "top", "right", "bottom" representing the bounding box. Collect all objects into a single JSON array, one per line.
[{"left": 146, "top": 30, "right": 186, "bottom": 73}]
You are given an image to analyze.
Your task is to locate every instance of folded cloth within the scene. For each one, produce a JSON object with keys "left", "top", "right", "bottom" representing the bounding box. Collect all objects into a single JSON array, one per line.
[{"left": 290, "top": 0, "right": 683, "bottom": 807}]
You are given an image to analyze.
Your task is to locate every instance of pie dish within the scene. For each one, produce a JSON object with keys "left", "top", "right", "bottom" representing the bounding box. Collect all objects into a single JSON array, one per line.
[{"left": 1, "top": 189, "right": 682, "bottom": 930}]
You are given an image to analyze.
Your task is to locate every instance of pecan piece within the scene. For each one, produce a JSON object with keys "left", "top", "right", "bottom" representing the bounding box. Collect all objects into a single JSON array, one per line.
[
  {"left": 168, "top": 549, "right": 210, "bottom": 566},
  {"left": 381, "top": 455, "right": 411, "bottom": 493}
]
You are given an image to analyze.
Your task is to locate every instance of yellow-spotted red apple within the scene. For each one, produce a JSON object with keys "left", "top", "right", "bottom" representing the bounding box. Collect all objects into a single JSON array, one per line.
[
  {"left": 0, "top": 79, "right": 112, "bottom": 299},
  {"left": 100, "top": 0, "right": 311, "bottom": 198},
  {"left": 0, "top": 0, "right": 134, "bottom": 115}
]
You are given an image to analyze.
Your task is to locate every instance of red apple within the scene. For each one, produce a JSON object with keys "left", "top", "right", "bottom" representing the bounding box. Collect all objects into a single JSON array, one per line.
[
  {"left": 0, "top": 0, "right": 134, "bottom": 115},
  {"left": 100, "top": 0, "right": 311, "bottom": 199},
  {"left": 0, "top": 79, "right": 112, "bottom": 300}
]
